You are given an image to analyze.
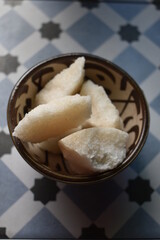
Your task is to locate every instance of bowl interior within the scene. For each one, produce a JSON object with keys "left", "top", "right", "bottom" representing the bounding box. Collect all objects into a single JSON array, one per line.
[{"left": 8, "top": 54, "right": 149, "bottom": 183}]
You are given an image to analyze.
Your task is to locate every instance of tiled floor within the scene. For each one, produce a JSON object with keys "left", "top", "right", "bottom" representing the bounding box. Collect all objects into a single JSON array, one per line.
[{"left": 0, "top": 0, "right": 160, "bottom": 238}]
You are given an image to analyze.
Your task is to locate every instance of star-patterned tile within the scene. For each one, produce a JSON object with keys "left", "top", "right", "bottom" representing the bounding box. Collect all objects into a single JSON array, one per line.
[
  {"left": 31, "top": 178, "right": 60, "bottom": 205},
  {"left": 39, "top": 21, "right": 62, "bottom": 40},
  {"left": 0, "top": 54, "right": 20, "bottom": 75},
  {"left": 118, "top": 23, "right": 140, "bottom": 43},
  {"left": 125, "top": 176, "right": 153, "bottom": 205},
  {"left": 4, "top": 0, "right": 23, "bottom": 7}
]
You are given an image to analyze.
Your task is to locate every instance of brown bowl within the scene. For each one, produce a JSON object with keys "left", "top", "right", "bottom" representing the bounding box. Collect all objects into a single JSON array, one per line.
[{"left": 7, "top": 53, "right": 150, "bottom": 184}]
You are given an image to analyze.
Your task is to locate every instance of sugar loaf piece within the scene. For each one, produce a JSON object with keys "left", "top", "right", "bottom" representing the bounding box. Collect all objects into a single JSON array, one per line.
[
  {"left": 36, "top": 126, "right": 82, "bottom": 154},
  {"left": 80, "top": 80, "right": 123, "bottom": 129},
  {"left": 13, "top": 95, "right": 91, "bottom": 143},
  {"left": 34, "top": 57, "right": 85, "bottom": 106},
  {"left": 59, "top": 127, "right": 129, "bottom": 174}
]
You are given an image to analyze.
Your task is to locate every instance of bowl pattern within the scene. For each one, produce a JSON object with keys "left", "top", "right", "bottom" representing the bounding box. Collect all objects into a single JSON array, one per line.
[{"left": 8, "top": 54, "right": 149, "bottom": 183}]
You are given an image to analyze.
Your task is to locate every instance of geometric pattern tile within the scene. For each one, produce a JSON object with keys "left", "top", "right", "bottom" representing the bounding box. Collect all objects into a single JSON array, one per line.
[
  {"left": 0, "top": 11, "right": 34, "bottom": 50},
  {"left": 130, "top": 133, "right": 160, "bottom": 173},
  {"left": 125, "top": 176, "right": 153, "bottom": 205},
  {"left": 140, "top": 153, "right": 160, "bottom": 190},
  {"left": 113, "top": 46, "right": 156, "bottom": 84},
  {"left": 4, "top": 0, "right": 23, "bottom": 7},
  {"left": 152, "top": 0, "right": 160, "bottom": 10},
  {"left": 24, "top": 43, "right": 61, "bottom": 69},
  {"left": 79, "top": 0, "right": 100, "bottom": 10},
  {"left": 79, "top": 224, "right": 107, "bottom": 239},
  {"left": 39, "top": 21, "right": 62, "bottom": 40},
  {"left": 144, "top": 19, "right": 160, "bottom": 47},
  {"left": 0, "top": 160, "right": 27, "bottom": 216},
  {"left": 0, "top": 131, "right": 13, "bottom": 157},
  {"left": 67, "top": 12, "right": 114, "bottom": 52},
  {"left": 46, "top": 191, "right": 91, "bottom": 238},
  {"left": 31, "top": 178, "right": 60, "bottom": 205},
  {"left": 143, "top": 192, "right": 160, "bottom": 226},
  {"left": 32, "top": 1, "right": 72, "bottom": 18},
  {"left": 157, "top": 186, "right": 160, "bottom": 195},
  {"left": 114, "top": 208, "right": 160, "bottom": 238},
  {"left": 108, "top": 2, "right": 147, "bottom": 21},
  {"left": 0, "top": 227, "right": 8, "bottom": 239},
  {"left": 96, "top": 192, "right": 139, "bottom": 238},
  {"left": 0, "top": 54, "right": 20, "bottom": 75},
  {"left": 118, "top": 24, "right": 140, "bottom": 43},
  {"left": 150, "top": 93, "right": 160, "bottom": 115},
  {"left": 0, "top": 78, "right": 14, "bottom": 128},
  {"left": 14, "top": 207, "right": 74, "bottom": 238},
  {"left": 63, "top": 180, "right": 122, "bottom": 221}
]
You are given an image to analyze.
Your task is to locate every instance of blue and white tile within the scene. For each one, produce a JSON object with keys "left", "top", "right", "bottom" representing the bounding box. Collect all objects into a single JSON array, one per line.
[
  {"left": 0, "top": 42, "right": 8, "bottom": 57},
  {"left": 113, "top": 46, "right": 156, "bottom": 84},
  {"left": 150, "top": 94, "right": 160, "bottom": 115},
  {"left": 144, "top": 18, "right": 160, "bottom": 48},
  {"left": 0, "top": 1, "right": 11, "bottom": 18},
  {"left": 92, "top": 3, "right": 126, "bottom": 32},
  {"left": 15, "top": 0, "right": 49, "bottom": 30},
  {"left": 94, "top": 34, "right": 129, "bottom": 61},
  {"left": 107, "top": 2, "right": 147, "bottom": 21},
  {"left": 0, "top": 78, "right": 14, "bottom": 128},
  {"left": 96, "top": 192, "right": 139, "bottom": 238},
  {"left": 46, "top": 191, "right": 91, "bottom": 238},
  {"left": 143, "top": 192, "right": 160, "bottom": 226},
  {"left": 24, "top": 42, "right": 61, "bottom": 69},
  {"left": 1, "top": 147, "right": 42, "bottom": 189},
  {"left": 140, "top": 69, "right": 160, "bottom": 103},
  {"left": 11, "top": 32, "right": 48, "bottom": 65},
  {"left": 53, "top": 1, "right": 88, "bottom": 31},
  {"left": 114, "top": 208, "right": 160, "bottom": 238},
  {"left": 149, "top": 107, "right": 160, "bottom": 141},
  {"left": 53, "top": 31, "right": 87, "bottom": 54},
  {"left": 132, "top": 35, "right": 160, "bottom": 67},
  {"left": 0, "top": 10, "right": 35, "bottom": 51},
  {"left": 132, "top": 4, "right": 160, "bottom": 33},
  {"left": 63, "top": 180, "right": 122, "bottom": 221},
  {"left": 8, "top": 64, "right": 28, "bottom": 85},
  {"left": 113, "top": 166, "right": 137, "bottom": 190},
  {"left": 14, "top": 207, "right": 74, "bottom": 238},
  {"left": 32, "top": 0, "right": 72, "bottom": 19},
  {"left": 130, "top": 133, "right": 160, "bottom": 173},
  {"left": 141, "top": 152, "right": 160, "bottom": 189},
  {"left": 0, "top": 159, "right": 27, "bottom": 216},
  {"left": 67, "top": 12, "right": 114, "bottom": 52},
  {"left": 0, "top": 191, "right": 43, "bottom": 238}
]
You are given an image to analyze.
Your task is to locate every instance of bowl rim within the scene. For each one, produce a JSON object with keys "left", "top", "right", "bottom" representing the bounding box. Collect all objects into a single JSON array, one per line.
[{"left": 7, "top": 52, "right": 150, "bottom": 184}]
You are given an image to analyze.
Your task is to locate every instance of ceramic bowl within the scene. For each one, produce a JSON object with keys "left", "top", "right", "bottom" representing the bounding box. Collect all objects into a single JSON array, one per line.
[{"left": 7, "top": 53, "right": 150, "bottom": 184}]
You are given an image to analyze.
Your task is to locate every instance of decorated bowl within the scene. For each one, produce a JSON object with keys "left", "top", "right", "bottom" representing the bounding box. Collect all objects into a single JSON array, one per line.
[{"left": 7, "top": 53, "right": 150, "bottom": 184}]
